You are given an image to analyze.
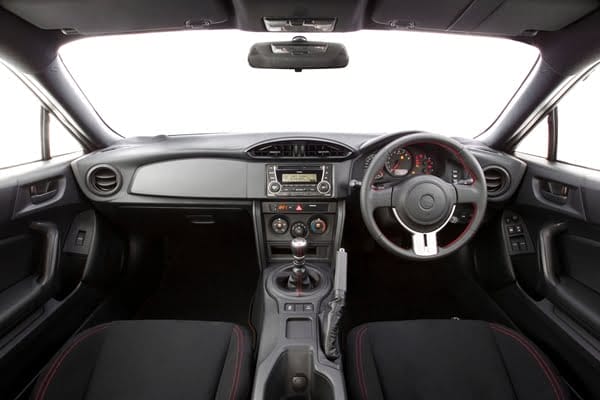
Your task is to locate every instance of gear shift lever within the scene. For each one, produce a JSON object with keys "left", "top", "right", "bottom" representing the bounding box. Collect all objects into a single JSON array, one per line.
[
  {"left": 291, "top": 237, "right": 307, "bottom": 265},
  {"left": 288, "top": 237, "right": 312, "bottom": 290}
]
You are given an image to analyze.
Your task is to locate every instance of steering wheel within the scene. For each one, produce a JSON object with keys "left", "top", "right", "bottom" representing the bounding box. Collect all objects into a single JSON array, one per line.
[{"left": 360, "top": 133, "right": 487, "bottom": 260}]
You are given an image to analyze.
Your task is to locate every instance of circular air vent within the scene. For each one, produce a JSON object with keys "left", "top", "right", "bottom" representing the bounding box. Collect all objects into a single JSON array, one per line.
[
  {"left": 86, "top": 165, "right": 121, "bottom": 196},
  {"left": 483, "top": 166, "right": 511, "bottom": 197}
]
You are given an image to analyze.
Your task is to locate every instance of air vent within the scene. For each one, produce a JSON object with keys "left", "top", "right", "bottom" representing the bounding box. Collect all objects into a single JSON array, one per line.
[
  {"left": 251, "top": 143, "right": 295, "bottom": 158},
  {"left": 87, "top": 165, "right": 121, "bottom": 196},
  {"left": 248, "top": 140, "right": 352, "bottom": 159},
  {"left": 484, "top": 166, "right": 510, "bottom": 197}
]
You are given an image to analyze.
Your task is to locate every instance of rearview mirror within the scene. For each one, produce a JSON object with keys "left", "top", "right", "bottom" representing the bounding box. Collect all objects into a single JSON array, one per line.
[{"left": 248, "top": 36, "right": 349, "bottom": 72}]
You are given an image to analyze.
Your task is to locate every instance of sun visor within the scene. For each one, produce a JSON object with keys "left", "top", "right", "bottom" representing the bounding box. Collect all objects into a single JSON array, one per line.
[
  {"left": 370, "top": 0, "right": 600, "bottom": 36},
  {"left": 0, "top": 0, "right": 230, "bottom": 34}
]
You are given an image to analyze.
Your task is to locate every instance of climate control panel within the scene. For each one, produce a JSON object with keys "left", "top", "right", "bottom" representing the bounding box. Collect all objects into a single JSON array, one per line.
[
  {"left": 263, "top": 201, "right": 335, "bottom": 237},
  {"left": 270, "top": 217, "right": 329, "bottom": 237},
  {"left": 261, "top": 201, "right": 338, "bottom": 262}
]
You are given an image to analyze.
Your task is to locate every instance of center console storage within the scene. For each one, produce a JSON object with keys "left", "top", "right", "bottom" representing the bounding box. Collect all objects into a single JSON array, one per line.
[{"left": 264, "top": 349, "right": 335, "bottom": 400}]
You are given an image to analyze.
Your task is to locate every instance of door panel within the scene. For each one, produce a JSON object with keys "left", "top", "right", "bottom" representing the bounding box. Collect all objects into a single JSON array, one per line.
[
  {"left": 515, "top": 154, "right": 600, "bottom": 336},
  {"left": 560, "top": 233, "right": 600, "bottom": 292},
  {"left": 0, "top": 234, "right": 39, "bottom": 293},
  {"left": 478, "top": 152, "right": 600, "bottom": 398},
  {"left": 0, "top": 222, "right": 59, "bottom": 337},
  {"left": 0, "top": 157, "right": 86, "bottom": 332},
  {"left": 538, "top": 221, "right": 600, "bottom": 340},
  {"left": 0, "top": 155, "right": 122, "bottom": 399}
]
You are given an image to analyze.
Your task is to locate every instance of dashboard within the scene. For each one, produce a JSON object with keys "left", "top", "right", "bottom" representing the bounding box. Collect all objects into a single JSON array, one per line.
[{"left": 69, "top": 132, "right": 527, "bottom": 207}]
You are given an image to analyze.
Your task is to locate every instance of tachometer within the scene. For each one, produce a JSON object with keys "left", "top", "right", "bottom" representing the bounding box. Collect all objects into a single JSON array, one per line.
[{"left": 385, "top": 148, "right": 413, "bottom": 177}]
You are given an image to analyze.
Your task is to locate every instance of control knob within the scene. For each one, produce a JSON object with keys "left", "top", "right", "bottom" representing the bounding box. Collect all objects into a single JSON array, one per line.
[
  {"left": 309, "top": 217, "right": 327, "bottom": 234},
  {"left": 317, "top": 181, "right": 331, "bottom": 194},
  {"left": 269, "top": 181, "right": 282, "bottom": 193},
  {"left": 291, "top": 222, "right": 308, "bottom": 238},
  {"left": 271, "top": 217, "right": 289, "bottom": 234}
]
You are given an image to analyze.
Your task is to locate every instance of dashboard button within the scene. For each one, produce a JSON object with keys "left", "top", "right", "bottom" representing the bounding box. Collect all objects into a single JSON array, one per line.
[
  {"left": 317, "top": 181, "right": 331, "bottom": 194},
  {"left": 269, "top": 182, "right": 281, "bottom": 193},
  {"left": 285, "top": 303, "right": 296, "bottom": 312},
  {"left": 303, "top": 304, "right": 314, "bottom": 312}
]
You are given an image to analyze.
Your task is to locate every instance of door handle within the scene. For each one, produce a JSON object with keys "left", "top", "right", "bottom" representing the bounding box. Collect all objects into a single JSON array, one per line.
[
  {"left": 30, "top": 190, "right": 58, "bottom": 204},
  {"left": 29, "top": 179, "right": 59, "bottom": 204},
  {"left": 540, "top": 180, "right": 569, "bottom": 205}
]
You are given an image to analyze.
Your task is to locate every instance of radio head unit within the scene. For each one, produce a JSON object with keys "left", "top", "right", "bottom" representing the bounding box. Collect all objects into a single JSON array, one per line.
[{"left": 267, "top": 165, "right": 332, "bottom": 197}]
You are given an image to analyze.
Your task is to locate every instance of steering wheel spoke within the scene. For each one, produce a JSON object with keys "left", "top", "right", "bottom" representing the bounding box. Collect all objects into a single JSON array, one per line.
[
  {"left": 411, "top": 231, "right": 438, "bottom": 256},
  {"left": 454, "top": 183, "right": 480, "bottom": 204},
  {"left": 366, "top": 185, "right": 392, "bottom": 211}
]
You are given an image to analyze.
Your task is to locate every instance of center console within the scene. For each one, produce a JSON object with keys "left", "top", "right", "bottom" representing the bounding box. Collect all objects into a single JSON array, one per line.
[
  {"left": 251, "top": 163, "right": 348, "bottom": 400},
  {"left": 251, "top": 243, "right": 347, "bottom": 400},
  {"left": 262, "top": 164, "right": 339, "bottom": 263}
]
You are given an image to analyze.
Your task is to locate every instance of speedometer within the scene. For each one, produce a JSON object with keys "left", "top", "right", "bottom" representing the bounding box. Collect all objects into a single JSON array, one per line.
[{"left": 385, "top": 148, "right": 413, "bottom": 177}]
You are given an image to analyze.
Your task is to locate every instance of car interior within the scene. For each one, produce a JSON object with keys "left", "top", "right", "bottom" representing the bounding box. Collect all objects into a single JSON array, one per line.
[{"left": 1, "top": 0, "right": 600, "bottom": 399}]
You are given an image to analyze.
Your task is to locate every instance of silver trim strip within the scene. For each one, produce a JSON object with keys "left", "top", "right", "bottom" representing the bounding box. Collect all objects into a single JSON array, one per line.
[{"left": 392, "top": 205, "right": 456, "bottom": 256}]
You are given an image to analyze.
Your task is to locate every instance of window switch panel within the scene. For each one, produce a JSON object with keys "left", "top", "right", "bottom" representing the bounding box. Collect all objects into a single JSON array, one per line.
[{"left": 502, "top": 212, "right": 534, "bottom": 256}]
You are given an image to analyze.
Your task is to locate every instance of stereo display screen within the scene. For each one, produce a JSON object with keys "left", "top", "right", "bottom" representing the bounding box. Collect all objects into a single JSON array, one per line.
[{"left": 281, "top": 173, "right": 318, "bottom": 184}]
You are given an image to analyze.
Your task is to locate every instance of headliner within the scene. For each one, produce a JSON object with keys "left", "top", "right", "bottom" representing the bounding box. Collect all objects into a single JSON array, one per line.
[{"left": 1, "top": 0, "right": 598, "bottom": 36}]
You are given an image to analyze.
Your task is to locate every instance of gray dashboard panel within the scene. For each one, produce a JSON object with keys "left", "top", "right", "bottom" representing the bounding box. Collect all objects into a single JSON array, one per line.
[{"left": 130, "top": 159, "right": 247, "bottom": 198}]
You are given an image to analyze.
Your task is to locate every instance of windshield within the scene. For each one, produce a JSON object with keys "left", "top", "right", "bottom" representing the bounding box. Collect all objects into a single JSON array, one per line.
[{"left": 59, "top": 30, "right": 539, "bottom": 138}]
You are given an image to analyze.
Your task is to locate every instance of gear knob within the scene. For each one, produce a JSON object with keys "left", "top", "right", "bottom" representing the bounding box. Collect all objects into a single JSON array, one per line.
[{"left": 291, "top": 237, "right": 307, "bottom": 263}]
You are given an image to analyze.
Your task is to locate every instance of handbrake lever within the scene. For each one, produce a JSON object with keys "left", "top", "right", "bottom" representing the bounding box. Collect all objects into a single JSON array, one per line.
[{"left": 321, "top": 248, "right": 347, "bottom": 360}]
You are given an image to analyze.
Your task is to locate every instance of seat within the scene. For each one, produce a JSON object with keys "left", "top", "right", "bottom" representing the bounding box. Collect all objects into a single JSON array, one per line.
[
  {"left": 30, "top": 320, "right": 252, "bottom": 400},
  {"left": 346, "top": 320, "right": 570, "bottom": 400}
]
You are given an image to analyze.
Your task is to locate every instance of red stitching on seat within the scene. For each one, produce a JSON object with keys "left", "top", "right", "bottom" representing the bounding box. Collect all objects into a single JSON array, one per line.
[
  {"left": 490, "top": 323, "right": 564, "bottom": 400},
  {"left": 34, "top": 323, "right": 111, "bottom": 400},
  {"left": 229, "top": 325, "right": 243, "bottom": 400},
  {"left": 355, "top": 326, "right": 369, "bottom": 400}
]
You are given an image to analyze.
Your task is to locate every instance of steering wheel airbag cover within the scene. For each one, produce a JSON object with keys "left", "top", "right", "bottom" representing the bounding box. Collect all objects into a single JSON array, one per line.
[{"left": 393, "top": 175, "right": 456, "bottom": 232}]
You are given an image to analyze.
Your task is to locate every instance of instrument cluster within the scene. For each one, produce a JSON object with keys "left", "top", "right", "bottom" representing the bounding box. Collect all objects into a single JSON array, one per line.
[{"left": 363, "top": 145, "right": 446, "bottom": 182}]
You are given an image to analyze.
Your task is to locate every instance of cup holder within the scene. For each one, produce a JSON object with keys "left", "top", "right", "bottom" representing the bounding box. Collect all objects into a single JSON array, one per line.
[{"left": 265, "top": 348, "right": 334, "bottom": 400}]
